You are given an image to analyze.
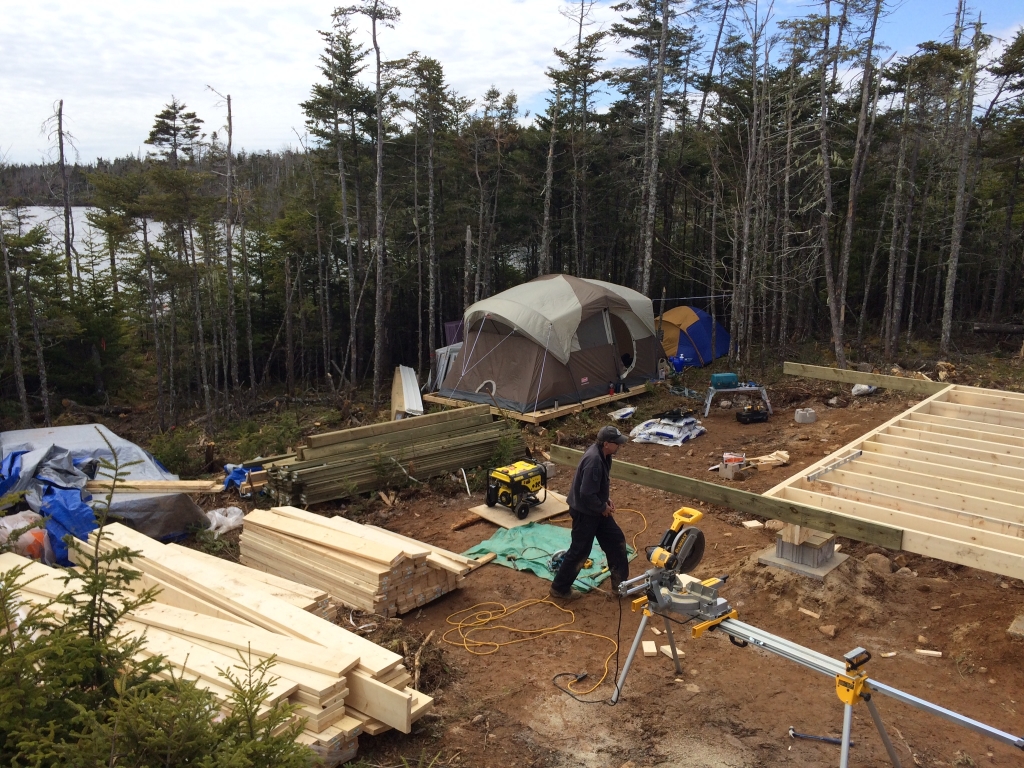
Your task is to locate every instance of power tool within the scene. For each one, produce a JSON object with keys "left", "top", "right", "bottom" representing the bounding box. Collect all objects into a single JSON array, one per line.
[
  {"left": 485, "top": 459, "right": 548, "bottom": 520},
  {"left": 606, "top": 509, "right": 1024, "bottom": 765},
  {"left": 736, "top": 403, "right": 770, "bottom": 424}
]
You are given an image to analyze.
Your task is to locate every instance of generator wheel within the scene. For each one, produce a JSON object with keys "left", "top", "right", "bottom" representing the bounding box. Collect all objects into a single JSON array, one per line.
[
  {"left": 485, "top": 483, "right": 497, "bottom": 507},
  {"left": 515, "top": 500, "right": 530, "bottom": 520}
]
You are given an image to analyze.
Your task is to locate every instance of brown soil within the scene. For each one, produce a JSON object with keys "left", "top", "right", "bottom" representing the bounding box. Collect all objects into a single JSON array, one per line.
[{"left": 343, "top": 388, "right": 1024, "bottom": 768}]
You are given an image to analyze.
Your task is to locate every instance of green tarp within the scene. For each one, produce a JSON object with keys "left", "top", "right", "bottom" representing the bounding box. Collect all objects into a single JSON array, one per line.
[{"left": 462, "top": 522, "right": 636, "bottom": 592}]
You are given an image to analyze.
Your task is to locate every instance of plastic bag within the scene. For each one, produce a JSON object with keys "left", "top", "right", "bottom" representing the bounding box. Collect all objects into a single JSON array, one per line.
[
  {"left": 205, "top": 506, "right": 245, "bottom": 538},
  {"left": 851, "top": 384, "right": 877, "bottom": 397},
  {"left": 609, "top": 406, "right": 636, "bottom": 421},
  {"left": 0, "top": 511, "right": 54, "bottom": 562}
]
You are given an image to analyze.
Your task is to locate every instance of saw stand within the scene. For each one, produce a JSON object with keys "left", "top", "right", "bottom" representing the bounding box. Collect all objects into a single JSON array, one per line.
[{"left": 610, "top": 609, "right": 685, "bottom": 705}]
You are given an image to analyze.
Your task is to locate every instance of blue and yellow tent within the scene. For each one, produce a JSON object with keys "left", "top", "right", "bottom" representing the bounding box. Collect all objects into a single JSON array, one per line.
[{"left": 658, "top": 306, "right": 730, "bottom": 367}]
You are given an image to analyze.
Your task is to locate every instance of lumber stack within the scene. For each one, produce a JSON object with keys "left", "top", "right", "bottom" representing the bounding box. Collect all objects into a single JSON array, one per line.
[
  {"left": 49, "top": 524, "right": 433, "bottom": 761},
  {"left": 240, "top": 506, "right": 475, "bottom": 617},
  {"left": 265, "top": 405, "right": 524, "bottom": 505}
]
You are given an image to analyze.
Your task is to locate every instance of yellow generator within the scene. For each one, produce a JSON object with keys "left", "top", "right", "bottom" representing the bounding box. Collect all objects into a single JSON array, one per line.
[{"left": 485, "top": 459, "right": 548, "bottom": 519}]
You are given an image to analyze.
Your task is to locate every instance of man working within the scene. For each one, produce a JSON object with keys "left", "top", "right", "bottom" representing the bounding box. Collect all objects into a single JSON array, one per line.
[{"left": 549, "top": 425, "right": 631, "bottom": 602}]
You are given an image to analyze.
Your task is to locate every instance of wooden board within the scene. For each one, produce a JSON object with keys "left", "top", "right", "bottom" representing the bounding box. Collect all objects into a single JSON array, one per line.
[
  {"left": 766, "top": 379, "right": 1024, "bottom": 580},
  {"left": 305, "top": 404, "right": 491, "bottom": 449},
  {"left": 466, "top": 490, "right": 569, "bottom": 529},
  {"left": 548, "top": 445, "right": 902, "bottom": 548},
  {"left": 86, "top": 479, "right": 224, "bottom": 493},
  {"left": 423, "top": 384, "right": 649, "bottom": 425},
  {"left": 782, "top": 362, "right": 951, "bottom": 396}
]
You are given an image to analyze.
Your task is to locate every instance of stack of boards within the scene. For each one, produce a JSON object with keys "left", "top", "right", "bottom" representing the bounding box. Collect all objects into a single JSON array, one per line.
[
  {"left": 263, "top": 405, "right": 524, "bottom": 506},
  {"left": 241, "top": 506, "right": 475, "bottom": 617},
  {"left": 5, "top": 522, "right": 433, "bottom": 765}
]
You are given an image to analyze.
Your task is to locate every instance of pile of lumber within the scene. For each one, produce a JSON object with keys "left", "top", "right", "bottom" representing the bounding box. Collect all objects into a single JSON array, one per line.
[
  {"left": 241, "top": 506, "right": 475, "bottom": 617},
  {"left": 43, "top": 523, "right": 434, "bottom": 763},
  {"left": 264, "top": 405, "right": 524, "bottom": 505}
]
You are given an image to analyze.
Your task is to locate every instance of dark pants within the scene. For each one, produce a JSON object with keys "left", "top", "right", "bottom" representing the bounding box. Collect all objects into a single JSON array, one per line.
[{"left": 551, "top": 509, "right": 630, "bottom": 594}]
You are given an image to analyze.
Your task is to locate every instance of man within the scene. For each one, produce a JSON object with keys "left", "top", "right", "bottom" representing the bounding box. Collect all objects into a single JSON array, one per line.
[{"left": 549, "top": 425, "right": 631, "bottom": 601}]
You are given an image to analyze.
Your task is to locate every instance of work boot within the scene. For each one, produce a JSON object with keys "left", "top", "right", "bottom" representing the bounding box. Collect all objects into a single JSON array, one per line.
[{"left": 548, "top": 587, "right": 584, "bottom": 602}]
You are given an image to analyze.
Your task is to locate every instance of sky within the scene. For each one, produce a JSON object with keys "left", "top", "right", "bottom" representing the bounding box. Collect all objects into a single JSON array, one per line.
[{"left": 1, "top": 0, "right": 1021, "bottom": 166}]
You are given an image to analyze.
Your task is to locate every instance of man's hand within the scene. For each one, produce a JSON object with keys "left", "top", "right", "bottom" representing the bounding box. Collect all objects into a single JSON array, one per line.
[{"left": 603, "top": 500, "right": 616, "bottom": 516}]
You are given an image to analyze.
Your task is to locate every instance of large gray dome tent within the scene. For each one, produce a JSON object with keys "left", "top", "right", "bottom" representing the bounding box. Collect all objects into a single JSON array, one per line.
[{"left": 439, "top": 274, "right": 658, "bottom": 413}]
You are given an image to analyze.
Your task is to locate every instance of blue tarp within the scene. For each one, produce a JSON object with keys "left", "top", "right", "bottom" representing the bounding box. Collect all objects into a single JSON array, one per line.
[{"left": 462, "top": 523, "right": 636, "bottom": 592}]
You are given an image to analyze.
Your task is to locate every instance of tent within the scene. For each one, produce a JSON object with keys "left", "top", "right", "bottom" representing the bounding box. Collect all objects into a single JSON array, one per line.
[
  {"left": 439, "top": 274, "right": 659, "bottom": 413},
  {"left": 658, "top": 306, "right": 730, "bottom": 367}
]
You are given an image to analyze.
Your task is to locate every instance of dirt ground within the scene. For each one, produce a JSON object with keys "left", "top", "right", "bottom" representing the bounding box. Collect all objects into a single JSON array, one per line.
[{"left": 343, "top": 387, "right": 1024, "bottom": 768}]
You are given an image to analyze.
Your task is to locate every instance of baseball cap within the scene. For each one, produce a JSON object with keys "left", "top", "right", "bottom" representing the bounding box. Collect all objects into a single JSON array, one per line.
[{"left": 597, "top": 425, "right": 629, "bottom": 445}]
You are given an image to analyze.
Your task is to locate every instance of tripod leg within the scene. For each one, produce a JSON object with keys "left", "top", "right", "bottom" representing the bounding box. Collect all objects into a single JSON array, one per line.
[
  {"left": 611, "top": 613, "right": 649, "bottom": 704},
  {"left": 662, "top": 616, "right": 683, "bottom": 675},
  {"left": 865, "top": 695, "right": 903, "bottom": 768},
  {"left": 839, "top": 703, "right": 854, "bottom": 768}
]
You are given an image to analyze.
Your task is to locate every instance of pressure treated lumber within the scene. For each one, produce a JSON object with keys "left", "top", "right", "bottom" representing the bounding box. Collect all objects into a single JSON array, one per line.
[
  {"left": 305, "top": 405, "right": 491, "bottom": 448},
  {"left": 782, "top": 362, "right": 951, "bottom": 395},
  {"left": 423, "top": 383, "right": 648, "bottom": 425},
  {"left": 86, "top": 479, "right": 224, "bottom": 493},
  {"left": 548, "top": 445, "right": 902, "bottom": 548}
]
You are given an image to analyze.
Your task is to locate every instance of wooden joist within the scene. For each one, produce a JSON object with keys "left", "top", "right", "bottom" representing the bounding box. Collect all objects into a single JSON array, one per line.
[{"left": 86, "top": 479, "right": 224, "bottom": 493}]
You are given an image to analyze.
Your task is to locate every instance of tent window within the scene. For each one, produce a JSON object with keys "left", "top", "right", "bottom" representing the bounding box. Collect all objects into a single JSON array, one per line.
[{"left": 574, "top": 313, "right": 609, "bottom": 350}]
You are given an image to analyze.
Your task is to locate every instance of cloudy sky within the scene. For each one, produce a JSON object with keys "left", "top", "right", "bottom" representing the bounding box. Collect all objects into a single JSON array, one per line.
[{"left": 1, "top": 0, "right": 1021, "bottom": 165}]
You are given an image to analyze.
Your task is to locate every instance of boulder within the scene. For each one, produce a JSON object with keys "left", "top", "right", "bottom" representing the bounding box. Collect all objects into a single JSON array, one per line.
[{"left": 865, "top": 553, "right": 893, "bottom": 576}]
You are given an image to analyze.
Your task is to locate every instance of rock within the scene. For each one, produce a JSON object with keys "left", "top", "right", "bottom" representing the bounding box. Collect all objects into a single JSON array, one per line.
[
  {"left": 1000, "top": 582, "right": 1010, "bottom": 589},
  {"left": 688, "top": 668, "right": 699, "bottom": 677},
  {"left": 856, "top": 362, "right": 874, "bottom": 373},
  {"left": 917, "top": 635, "right": 928, "bottom": 644},
  {"left": 471, "top": 714, "right": 485, "bottom": 725},
  {"left": 865, "top": 553, "right": 894, "bottom": 575},
  {"left": 989, "top": 678, "right": 997, "bottom": 685},
  {"left": 618, "top": 763, "right": 638, "bottom": 768},
  {"left": 1008, "top": 614, "right": 1024, "bottom": 640},
  {"left": 687, "top": 448, "right": 694, "bottom": 457},
  {"left": 685, "top": 684, "right": 701, "bottom": 693},
  {"left": 719, "top": 400, "right": 732, "bottom": 409},
  {"left": 819, "top": 625, "right": 836, "bottom": 639},
  {"left": 895, "top": 566, "right": 914, "bottom": 576},
  {"left": 765, "top": 519, "right": 786, "bottom": 532},
  {"left": 893, "top": 554, "right": 910, "bottom": 568},
  {"left": 979, "top": 667, "right": 987, "bottom": 673},
  {"left": 827, "top": 397, "right": 840, "bottom": 407}
]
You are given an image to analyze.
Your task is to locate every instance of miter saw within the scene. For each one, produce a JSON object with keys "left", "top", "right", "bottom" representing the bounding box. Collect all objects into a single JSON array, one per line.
[{"left": 607, "top": 507, "right": 1024, "bottom": 767}]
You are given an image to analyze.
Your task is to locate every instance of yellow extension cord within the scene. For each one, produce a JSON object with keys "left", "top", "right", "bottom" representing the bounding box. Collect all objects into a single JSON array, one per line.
[{"left": 442, "top": 508, "right": 649, "bottom": 696}]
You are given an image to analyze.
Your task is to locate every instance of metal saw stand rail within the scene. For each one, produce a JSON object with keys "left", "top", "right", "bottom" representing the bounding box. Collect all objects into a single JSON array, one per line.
[{"left": 610, "top": 575, "right": 1024, "bottom": 765}]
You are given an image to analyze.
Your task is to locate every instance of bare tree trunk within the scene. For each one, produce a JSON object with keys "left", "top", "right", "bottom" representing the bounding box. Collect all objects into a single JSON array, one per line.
[
  {"left": 57, "top": 100, "right": 75, "bottom": 298},
  {"left": 187, "top": 228, "right": 213, "bottom": 423},
  {"left": 239, "top": 219, "right": 256, "bottom": 393},
  {"left": 426, "top": 100, "right": 438, "bottom": 371},
  {"left": 413, "top": 125, "right": 424, "bottom": 374},
  {"left": 905, "top": 200, "right": 926, "bottom": 343},
  {"left": 224, "top": 95, "right": 240, "bottom": 390},
  {"left": 22, "top": 269, "right": 49, "bottom": 426},
  {"left": 837, "top": 0, "right": 882, "bottom": 321},
  {"left": 697, "top": 0, "right": 730, "bottom": 129},
  {"left": 540, "top": 94, "right": 559, "bottom": 277},
  {"left": 371, "top": 9, "right": 387, "bottom": 408},
  {"left": 940, "top": 22, "right": 982, "bottom": 355},
  {"left": 284, "top": 251, "right": 295, "bottom": 397},
  {"left": 473, "top": 137, "right": 486, "bottom": 300},
  {"left": 888, "top": 136, "right": 920, "bottom": 355},
  {"left": 639, "top": 0, "right": 671, "bottom": 296},
  {"left": 817, "top": 0, "right": 848, "bottom": 368},
  {"left": 334, "top": 114, "right": 357, "bottom": 385},
  {"left": 856, "top": 195, "right": 889, "bottom": 349},
  {"left": 349, "top": 110, "right": 366, "bottom": 382},
  {"left": 463, "top": 225, "right": 473, "bottom": 311},
  {"left": 1, "top": 228, "right": 30, "bottom": 430},
  {"left": 991, "top": 156, "right": 1019, "bottom": 320},
  {"left": 141, "top": 219, "right": 166, "bottom": 431}
]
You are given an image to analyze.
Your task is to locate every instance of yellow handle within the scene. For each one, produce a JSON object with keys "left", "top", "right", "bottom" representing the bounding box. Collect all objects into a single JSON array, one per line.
[{"left": 673, "top": 507, "right": 704, "bottom": 527}]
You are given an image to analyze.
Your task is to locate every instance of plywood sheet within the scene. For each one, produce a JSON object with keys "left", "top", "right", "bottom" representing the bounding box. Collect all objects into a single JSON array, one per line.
[{"left": 467, "top": 490, "right": 569, "bottom": 529}]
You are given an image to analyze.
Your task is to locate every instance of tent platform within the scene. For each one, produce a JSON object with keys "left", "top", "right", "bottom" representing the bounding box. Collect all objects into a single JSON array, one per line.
[{"left": 423, "top": 384, "right": 649, "bottom": 425}]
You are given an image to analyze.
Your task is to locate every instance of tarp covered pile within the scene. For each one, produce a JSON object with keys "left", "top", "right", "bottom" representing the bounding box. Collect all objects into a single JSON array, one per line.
[{"left": 0, "top": 425, "right": 207, "bottom": 564}]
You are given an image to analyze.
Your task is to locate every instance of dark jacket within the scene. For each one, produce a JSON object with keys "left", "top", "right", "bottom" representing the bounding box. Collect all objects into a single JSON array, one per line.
[{"left": 567, "top": 442, "right": 612, "bottom": 515}]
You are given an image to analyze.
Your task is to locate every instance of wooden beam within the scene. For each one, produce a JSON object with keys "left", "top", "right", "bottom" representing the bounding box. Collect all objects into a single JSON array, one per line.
[
  {"left": 870, "top": 432, "right": 1024, "bottom": 470},
  {"left": 945, "top": 388, "right": 1024, "bottom": 414},
  {"left": 423, "top": 384, "right": 648, "bottom": 425},
  {"left": 781, "top": 487, "right": 1024, "bottom": 580},
  {"left": 900, "top": 412, "right": 1024, "bottom": 446},
  {"left": 809, "top": 472, "right": 1024, "bottom": 536},
  {"left": 783, "top": 362, "right": 951, "bottom": 396},
  {"left": 904, "top": 411, "right": 1024, "bottom": 441},
  {"left": 838, "top": 460, "right": 1024, "bottom": 509},
  {"left": 86, "top": 480, "right": 223, "bottom": 494},
  {"left": 856, "top": 448, "right": 1024, "bottom": 495},
  {"left": 548, "top": 445, "right": 902, "bottom": 548},
  {"left": 886, "top": 425, "right": 1024, "bottom": 460},
  {"left": 306, "top": 404, "right": 491, "bottom": 448},
  {"left": 928, "top": 401, "right": 1024, "bottom": 431}
]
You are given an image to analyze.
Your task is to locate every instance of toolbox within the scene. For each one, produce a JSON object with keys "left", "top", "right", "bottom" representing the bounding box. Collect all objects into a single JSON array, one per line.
[{"left": 710, "top": 372, "right": 739, "bottom": 388}]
